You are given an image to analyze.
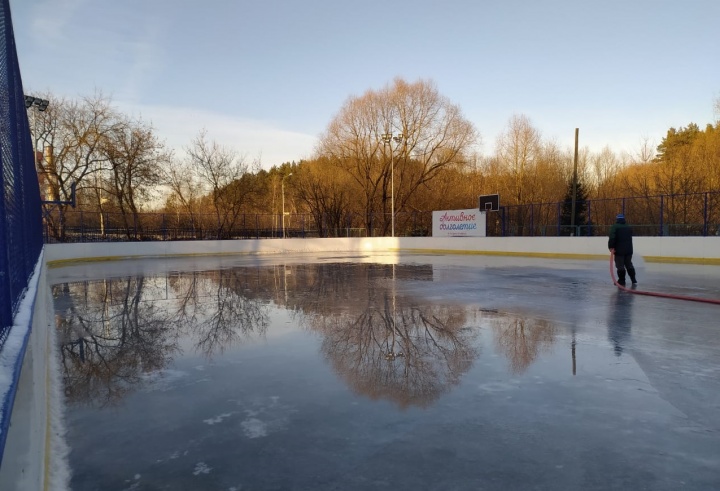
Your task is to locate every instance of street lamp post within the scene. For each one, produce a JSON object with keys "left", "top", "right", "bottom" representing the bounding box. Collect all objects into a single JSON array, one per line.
[
  {"left": 25, "top": 96, "right": 76, "bottom": 209},
  {"left": 282, "top": 173, "right": 292, "bottom": 238},
  {"left": 381, "top": 133, "right": 404, "bottom": 237},
  {"left": 25, "top": 94, "right": 49, "bottom": 162}
]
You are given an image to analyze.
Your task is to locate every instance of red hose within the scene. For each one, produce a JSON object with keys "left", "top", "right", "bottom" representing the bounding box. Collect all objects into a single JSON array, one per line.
[{"left": 609, "top": 251, "right": 720, "bottom": 305}]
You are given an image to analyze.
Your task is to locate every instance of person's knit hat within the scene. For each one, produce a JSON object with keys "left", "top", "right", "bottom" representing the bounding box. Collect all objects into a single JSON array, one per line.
[{"left": 616, "top": 213, "right": 625, "bottom": 220}]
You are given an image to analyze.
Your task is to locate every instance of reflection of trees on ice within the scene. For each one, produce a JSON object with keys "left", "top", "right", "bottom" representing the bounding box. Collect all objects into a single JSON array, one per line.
[
  {"left": 54, "top": 261, "right": 560, "bottom": 410},
  {"left": 55, "top": 269, "right": 269, "bottom": 408},
  {"left": 491, "top": 315, "right": 556, "bottom": 374},
  {"left": 168, "top": 269, "right": 269, "bottom": 357},
  {"left": 55, "top": 277, "right": 180, "bottom": 407},
  {"left": 307, "top": 291, "right": 478, "bottom": 409}
]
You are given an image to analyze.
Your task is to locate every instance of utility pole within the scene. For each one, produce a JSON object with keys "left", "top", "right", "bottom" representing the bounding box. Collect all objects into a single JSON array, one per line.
[{"left": 571, "top": 128, "right": 579, "bottom": 235}]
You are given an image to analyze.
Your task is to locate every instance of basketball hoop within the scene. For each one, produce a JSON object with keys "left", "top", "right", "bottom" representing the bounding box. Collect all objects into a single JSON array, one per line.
[{"left": 479, "top": 194, "right": 500, "bottom": 212}]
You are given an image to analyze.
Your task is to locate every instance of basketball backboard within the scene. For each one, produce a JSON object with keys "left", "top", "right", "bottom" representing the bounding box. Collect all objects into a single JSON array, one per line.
[{"left": 479, "top": 194, "right": 500, "bottom": 212}]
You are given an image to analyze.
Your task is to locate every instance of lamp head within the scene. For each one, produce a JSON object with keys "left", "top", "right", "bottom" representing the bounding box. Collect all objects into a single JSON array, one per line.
[{"left": 23, "top": 95, "right": 50, "bottom": 111}]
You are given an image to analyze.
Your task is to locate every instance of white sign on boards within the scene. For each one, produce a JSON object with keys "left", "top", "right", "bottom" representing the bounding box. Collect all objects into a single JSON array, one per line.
[{"left": 432, "top": 208, "right": 486, "bottom": 237}]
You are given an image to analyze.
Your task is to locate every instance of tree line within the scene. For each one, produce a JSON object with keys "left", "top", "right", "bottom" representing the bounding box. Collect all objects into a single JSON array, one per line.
[{"left": 29, "top": 79, "right": 720, "bottom": 240}]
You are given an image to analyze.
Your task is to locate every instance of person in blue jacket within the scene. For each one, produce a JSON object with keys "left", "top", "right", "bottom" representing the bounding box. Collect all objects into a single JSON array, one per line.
[{"left": 608, "top": 213, "right": 637, "bottom": 286}]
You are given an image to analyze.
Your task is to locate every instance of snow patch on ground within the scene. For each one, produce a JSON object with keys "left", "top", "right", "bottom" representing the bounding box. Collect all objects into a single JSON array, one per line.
[
  {"left": 0, "top": 257, "right": 41, "bottom": 436},
  {"left": 240, "top": 418, "right": 267, "bottom": 438},
  {"left": 203, "top": 412, "right": 234, "bottom": 425},
  {"left": 0, "top": 251, "right": 71, "bottom": 490},
  {"left": 193, "top": 462, "right": 212, "bottom": 475},
  {"left": 235, "top": 396, "right": 296, "bottom": 439}
]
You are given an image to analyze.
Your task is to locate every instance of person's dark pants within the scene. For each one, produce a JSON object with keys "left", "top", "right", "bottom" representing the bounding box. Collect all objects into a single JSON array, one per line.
[{"left": 614, "top": 254, "right": 636, "bottom": 284}]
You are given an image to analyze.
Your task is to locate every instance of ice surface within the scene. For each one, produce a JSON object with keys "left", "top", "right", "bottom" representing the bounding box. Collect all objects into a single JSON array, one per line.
[{"left": 48, "top": 253, "right": 720, "bottom": 491}]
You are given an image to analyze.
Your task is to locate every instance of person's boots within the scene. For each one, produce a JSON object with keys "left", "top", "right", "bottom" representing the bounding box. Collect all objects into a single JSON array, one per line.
[
  {"left": 628, "top": 268, "right": 637, "bottom": 285},
  {"left": 617, "top": 269, "right": 626, "bottom": 286}
]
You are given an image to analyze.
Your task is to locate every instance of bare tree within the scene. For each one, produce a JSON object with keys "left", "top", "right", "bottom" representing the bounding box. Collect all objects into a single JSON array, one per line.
[
  {"left": 164, "top": 160, "right": 203, "bottom": 237},
  {"left": 536, "top": 140, "right": 572, "bottom": 202},
  {"left": 592, "top": 145, "right": 623, "bottom": 198},
  {"left": 318, "top": 78, "right": 478, "bottom": 235},
  {"left": 185, "top": 129, "right": 258, "bottom": 238},
  {"left": 635, "top": 136, "right": 656, "bottom": 164},
  {"left": 101, "top": 116, "right": 171, "bottom": 239},
  {"left": 495, "top": 114, "right": 542, "bottom": 206},
  {"left": 29, "top": 92, "right": 119, "bottom": 240},
  {"left": 292, "top": 158, "right": 355, "bottom": 236}
]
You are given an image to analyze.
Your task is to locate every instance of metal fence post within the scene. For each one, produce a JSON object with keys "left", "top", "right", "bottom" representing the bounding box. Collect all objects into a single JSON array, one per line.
[
  {"left": 556, "top": 203, "right": 561, "bottom": 236},
  {"left": 530, "top": 204, "right": 534, "bottom": 236},
  {"left": 501, "top": 207, "right": 506, "bottom": 237},
  {"left": 659, "top": 195, "right": 664, "bottom": 236},
  {"left": 703, "top": 192, "right": 708, "bottom": 237},
  {"left": 0, "top": 156, "right": 10, "bottom": 332}
]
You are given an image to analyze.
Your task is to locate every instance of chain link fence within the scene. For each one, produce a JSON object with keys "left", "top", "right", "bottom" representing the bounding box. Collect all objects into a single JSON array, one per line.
[
  {"left": 0, "top": 0, "right": 44, "bottom": 346},
  {"left": 42, "top": 210, "right": 433, "bottom": 242},
  {"left": 43, "top": 191, "right": 720, "bottom": 244},
  {"left": 489, "top": 192, "right": 720, "bottom": 238}
]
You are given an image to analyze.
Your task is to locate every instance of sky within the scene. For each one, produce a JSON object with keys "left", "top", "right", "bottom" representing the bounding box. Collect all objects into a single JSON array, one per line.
[{"left": 10, "top": 0, "right": 720, "bottom": 169}]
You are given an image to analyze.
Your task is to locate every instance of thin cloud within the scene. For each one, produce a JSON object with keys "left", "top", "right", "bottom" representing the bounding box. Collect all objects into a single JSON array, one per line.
[
  {"left": 117, "top": 102, "right": 319, "bottom": 168},
  {"left": 121, "top": 16, "right": 170, "bottom": 102},
  {"left": 29, "top": 0, "right": 89, "bottom": 45}
]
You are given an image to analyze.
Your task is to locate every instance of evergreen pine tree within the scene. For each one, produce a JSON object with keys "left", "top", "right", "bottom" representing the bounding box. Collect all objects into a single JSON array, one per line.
[{"left": 560, "top": 179, "right": 590, "bottom": 236}]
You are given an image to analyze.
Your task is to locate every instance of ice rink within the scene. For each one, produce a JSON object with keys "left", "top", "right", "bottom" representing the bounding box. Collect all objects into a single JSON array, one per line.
[{"left": 48, "top": 252, "right": 720, "bottom": 491}]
